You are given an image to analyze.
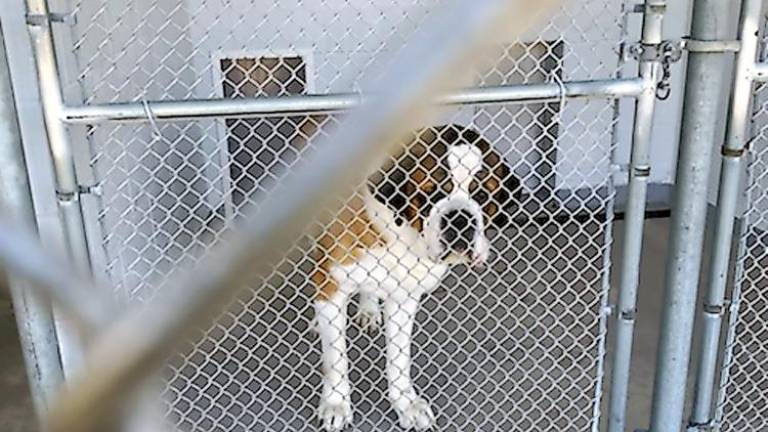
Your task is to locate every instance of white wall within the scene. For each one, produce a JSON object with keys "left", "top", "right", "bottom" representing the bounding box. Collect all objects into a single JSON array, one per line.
[
  {"left": 182, "top": 0, "right": 628, "bottom": 196},
  {"left": 67, "top": 0, "right": 698, "bottom": 192}
]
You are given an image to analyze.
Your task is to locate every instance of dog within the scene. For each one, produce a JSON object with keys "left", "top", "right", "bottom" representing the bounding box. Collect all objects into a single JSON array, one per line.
[{"left": 312, "top": 124, "right": 520, "bottom": 431}]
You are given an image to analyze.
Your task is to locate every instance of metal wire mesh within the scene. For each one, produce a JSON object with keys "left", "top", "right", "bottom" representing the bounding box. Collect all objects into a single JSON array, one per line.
[
  {"left": 716, "top": 57, "right": 768, "bottom": 432},
  {"left": 64, "top": 0, "right": 629, "bottom": 430},
  {"left": 65, "top": 0, "right": 626, "bottom": 103}
]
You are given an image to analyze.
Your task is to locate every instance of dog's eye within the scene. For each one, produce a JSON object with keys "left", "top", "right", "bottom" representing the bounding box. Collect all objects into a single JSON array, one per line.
[{"left": 430, "top": 189, "right": 447, "bottom": 204}]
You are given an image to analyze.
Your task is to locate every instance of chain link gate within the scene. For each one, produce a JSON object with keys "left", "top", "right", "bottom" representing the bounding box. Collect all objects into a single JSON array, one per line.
[
  {"left": 51, "top": 0, "right": 630, "bottom": 431},
  {"left": 16, "top": 0, "right": 768, "bottom": 430},
  {"left": 713, "top": 1, "right": 768, "bottom": 430},
  {"left": 715, "top": 87, "right": 768, "bottom": 432}
]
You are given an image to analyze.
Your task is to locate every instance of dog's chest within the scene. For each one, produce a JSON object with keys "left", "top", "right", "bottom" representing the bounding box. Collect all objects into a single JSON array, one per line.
[
  {"left": 332, "top": 243, "right": 447, "bottom": 297},
  {"left": 324, "top": 192, "right": 449, "bottom": 297}
]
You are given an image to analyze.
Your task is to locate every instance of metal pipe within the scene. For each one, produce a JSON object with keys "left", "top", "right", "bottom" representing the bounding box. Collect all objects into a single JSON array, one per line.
[
  {"left": 607, "top": 2, "right": 664, "bottom": 431},
  {"left": 0, "top": 21, "right": 63, "bottom": 420},
  {"left": 25, "top": 0, "right": 92, "bottom": 376},
  {"left": 649, "top": 0, "right": 736, "bottom": 430},
  {"left": 61, "top": 78, "right": 645, "bottom": 124},
  {"left": 41, "top": 1, "right": 565, "bottom": 431},
  {"left": 689, "top": 0, "right": 762, "bottom": 427}
]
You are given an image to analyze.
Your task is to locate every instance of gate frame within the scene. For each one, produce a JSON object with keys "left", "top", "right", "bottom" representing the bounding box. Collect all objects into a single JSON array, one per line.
[
  {"left": 606, "top": 2, "right": 665, "bottom": 431},
  {"left": 0, "top": 0, "right": 691, "bottom": 430}
]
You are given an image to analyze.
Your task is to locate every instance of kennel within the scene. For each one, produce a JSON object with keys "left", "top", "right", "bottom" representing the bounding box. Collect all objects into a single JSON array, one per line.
[{"left": 2, "top": 0, "right": 768, "bottom": 431}]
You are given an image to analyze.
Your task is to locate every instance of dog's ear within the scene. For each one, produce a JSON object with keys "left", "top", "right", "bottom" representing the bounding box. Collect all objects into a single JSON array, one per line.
[
  {"left": 485, "top": 159, "right": 521, "bottom": 227},
  {"left": 367, "top": 155, "right": 413, "bottom": 227}
]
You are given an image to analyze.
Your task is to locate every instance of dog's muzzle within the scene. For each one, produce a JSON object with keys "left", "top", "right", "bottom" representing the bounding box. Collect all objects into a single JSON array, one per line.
[
  {"left": 426, "top": 196, "right": 489, "bottom": 268},
  {"left": 440, "top": 208, "right": 477, "bottom": 255}
]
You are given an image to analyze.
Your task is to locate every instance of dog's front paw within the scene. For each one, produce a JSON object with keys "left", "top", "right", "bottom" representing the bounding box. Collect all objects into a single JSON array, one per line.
[
  {"left": 393, "top": 397, "right": 435, "bottom": 431},
  {"left": 318, "top": 397, "right": 353, "bottom": 431},
  {"left": 355, "top": 298, "right": 382, "bottom": 334}
]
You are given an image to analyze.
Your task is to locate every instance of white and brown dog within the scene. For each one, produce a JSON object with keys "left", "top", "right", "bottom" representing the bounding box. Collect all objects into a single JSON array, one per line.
[{"left": 312, "top": 124, "right": 520, "bottom": 431}]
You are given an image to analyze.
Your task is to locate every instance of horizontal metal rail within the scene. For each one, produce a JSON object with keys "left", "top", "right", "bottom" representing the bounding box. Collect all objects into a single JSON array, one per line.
[{"left": 61, "top": 78, "right": 645, "bottom": 124}]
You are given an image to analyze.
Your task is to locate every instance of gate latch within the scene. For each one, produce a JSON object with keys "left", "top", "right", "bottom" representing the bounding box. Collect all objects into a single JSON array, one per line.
[
  {"left": 625, "top": 40, "right": 684, "bottom": 100},
  {"left": 77, "top": 184, "right": 103, "bottom": 197},
  {"left": 655, "top": 40, "right": 684, "bottom": 100}
]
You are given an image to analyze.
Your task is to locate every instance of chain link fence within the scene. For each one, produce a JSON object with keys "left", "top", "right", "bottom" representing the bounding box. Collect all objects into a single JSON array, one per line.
[
  {"left": 716, "top": 20, "right": 768, "bottom": 431},
  {"left": 17, "top": 0, "right": 768, "bottom": 431},
  {"left": 50, "top": 0, "right": 631, "bottom": 430}
]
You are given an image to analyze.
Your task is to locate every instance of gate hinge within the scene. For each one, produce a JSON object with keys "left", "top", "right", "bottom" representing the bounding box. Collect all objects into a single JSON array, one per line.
[
  {"left": 611, "top": 163, "right": 629, "bottom": 174},
  {"left": 602, "top": 305, "right": 614, "bottom": 317},
  {"left": 687, "top": 420, "right": 715, "bottom": 432},
  {"left": 627, "top": 2, "right": 666, "bottom": 14},
  {"left": 77, "top": 184, "right": 103, "bottom": 197},
  {"left": 682, "top": 38, "right": 741, "bottom": 53},
  {"left": 26, "top": 12, "right": 76, "bottom": 27}
]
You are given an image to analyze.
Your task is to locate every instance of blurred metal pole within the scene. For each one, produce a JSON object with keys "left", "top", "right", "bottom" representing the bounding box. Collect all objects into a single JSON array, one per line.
[
  {"left": 689, "top": 0, "right": 760, "bottom": 428},
  {"left": 0, "top": 219, "right": 112, "bottom": 332},
  {"left": 0, "top": 19, "right": 63, "bottom": 420},
  {"left": 25, "top": 0, "right": 91, "bottom": 376},
  {"left": 607, "top": 2, "right": 664, "bottom": 432},
  {"left": 41, "top": 1, "right": 564, "bottom": 431},
  {"left": 649, "top": 0, "right": 736, "bottom": 430}
]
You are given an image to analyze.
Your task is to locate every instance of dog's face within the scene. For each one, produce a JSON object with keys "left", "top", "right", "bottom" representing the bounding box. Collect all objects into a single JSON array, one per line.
[{"left": 369, "top": 124, "right": 520, "bottom": 266}]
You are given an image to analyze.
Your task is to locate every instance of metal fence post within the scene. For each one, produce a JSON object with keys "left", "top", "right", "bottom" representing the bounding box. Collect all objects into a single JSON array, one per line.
[
  {"left": 649, "top": 0, "right": 736, "bottom": 430},
  {"left": 689, "top": 0, "right": 762, "bottom": 428},
  {"left": 607, "top": 2, "right": 664, "bottom": 432},
  {"left": 0, "top": 19, "right": 63, "bottom": 419}
]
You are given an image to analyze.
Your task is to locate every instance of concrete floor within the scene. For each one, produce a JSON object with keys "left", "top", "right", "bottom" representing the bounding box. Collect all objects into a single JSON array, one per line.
[
  {"left": 0, "top": 217, "right": 698, "bottom": 431},
  {"left": 0, "top": 295, "right": 36, "bottom": 432},
  {"left": 605, "top": 217, "right": 677, "bottom": 431}
]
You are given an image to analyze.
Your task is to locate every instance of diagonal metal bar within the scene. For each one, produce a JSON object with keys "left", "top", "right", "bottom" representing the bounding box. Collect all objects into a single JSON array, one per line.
[
  {"left": 42, "top": 1, "right": 564, "bottom": 431},
  {"left": 0, "top": 219, "right": 114, "bottom": 332}
]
